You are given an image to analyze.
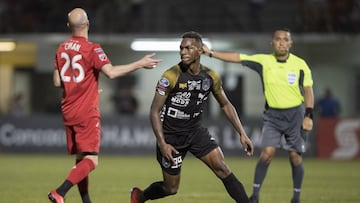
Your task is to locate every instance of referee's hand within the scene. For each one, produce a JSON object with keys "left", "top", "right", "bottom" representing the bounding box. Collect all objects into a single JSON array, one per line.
[{"left": 302, "top": 117, "right": 313, "bottom": 131}]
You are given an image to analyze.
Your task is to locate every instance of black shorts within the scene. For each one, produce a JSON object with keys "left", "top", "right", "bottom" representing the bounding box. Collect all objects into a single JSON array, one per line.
[{"left": 157, "top": 127, "right": 219, "bottom": 175}]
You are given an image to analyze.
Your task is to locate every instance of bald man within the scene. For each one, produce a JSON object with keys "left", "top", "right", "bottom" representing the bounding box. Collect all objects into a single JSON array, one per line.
[{"left": 48, "top": 8, "right": 160, "bottom": 203}]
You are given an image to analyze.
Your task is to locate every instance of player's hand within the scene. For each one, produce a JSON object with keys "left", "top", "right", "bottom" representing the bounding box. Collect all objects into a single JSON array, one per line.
[
  {"left": 158, "top": 142, "right": 179, "bottom": 166},
  {"left": 302, "top": 117, "right": 313, "bottom": 131},
  {"left": 140, "top": 53, "right": 162, "bottom": 69},
  {"left": 240, "top": 134, "right": 254, "bottom": 156},
  {"left": 202, "top": 44, "right": 211, "bottom": 56}
]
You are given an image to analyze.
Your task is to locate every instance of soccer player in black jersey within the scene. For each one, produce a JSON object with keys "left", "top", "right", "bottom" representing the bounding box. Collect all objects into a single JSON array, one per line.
[{"left": 130, "top": 31, "right": 254, "bottom": 203}]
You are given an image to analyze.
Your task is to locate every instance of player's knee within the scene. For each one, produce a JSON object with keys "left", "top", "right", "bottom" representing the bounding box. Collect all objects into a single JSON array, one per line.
[
  {"left": 260, "top": 148, "right": 275, "bottom": 163},
  {"left": 92, "top": 159, "right": 99, "bottom": 168},
  {"left": 289, "top": 152, "right": 302, "bottom": 166},
  {"left": 85, "top": 155, "right": 99, "bottom": 168},
  {"left": 260, "top": 154, "right": 273, "bottom": 163},
  {"left": 212, "top": 163, "right": 232, "bottom": 179}
]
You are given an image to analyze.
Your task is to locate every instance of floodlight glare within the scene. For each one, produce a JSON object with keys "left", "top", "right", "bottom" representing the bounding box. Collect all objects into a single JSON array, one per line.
[{"left": 0, "top": 41, "right": 16, "bottom": 52}]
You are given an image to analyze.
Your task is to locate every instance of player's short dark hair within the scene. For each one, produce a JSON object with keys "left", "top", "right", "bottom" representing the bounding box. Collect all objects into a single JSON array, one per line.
[
  {"left": 273, "top": 28, "right": 291, "bottom": 36},
  {"left": 272, "top": 28, "right": 292, "bottom": 38},
  {"left": 275, "top": 27, "right": 291, "bottom": 33},
  {"left": 181, "top": 31, "right": 203, "bottom": 45}
]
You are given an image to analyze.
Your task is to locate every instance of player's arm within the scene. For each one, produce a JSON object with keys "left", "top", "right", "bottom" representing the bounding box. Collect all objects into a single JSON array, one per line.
[
  {"left": 303, "top": 86, "right": 314, "bottom": 131},
  {"left": 304, "top": 86, "right": 314, "bottom": 110},
  {"left": 101, "top": 53, "right": 161, "bottom": 79},
  {"left": 150, "top": 92, "right": 179, "bottom": 164},
  {"left": 213, "top": 89, "right": 254, "bottom": 156},
  {"left": 149, "top": 92, "right": 167, "bottom": 147},
  {"left": 202, "top": 44, "right": 241, "bottom": 63},
  {"left": 53, "top": 69, "right": 61, "bottom": 87}
]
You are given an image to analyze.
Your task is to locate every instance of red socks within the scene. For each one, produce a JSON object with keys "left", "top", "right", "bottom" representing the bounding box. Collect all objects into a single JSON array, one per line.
[{"left": 66, "top": 158, "right": 95, "bottom": 185}]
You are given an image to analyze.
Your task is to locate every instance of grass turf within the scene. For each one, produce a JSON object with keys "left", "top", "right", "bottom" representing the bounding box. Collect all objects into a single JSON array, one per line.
[{"left": 0, "top": 154, "right": 359, "bottom": 203}]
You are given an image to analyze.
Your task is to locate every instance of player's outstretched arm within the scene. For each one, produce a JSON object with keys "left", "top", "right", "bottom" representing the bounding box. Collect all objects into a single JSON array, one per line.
[
  {"left": 202, "top": 44, "right": 241, "bottom": 63},
  {"left": 101, "top": 53, "right": 161, "bottom": 79}
]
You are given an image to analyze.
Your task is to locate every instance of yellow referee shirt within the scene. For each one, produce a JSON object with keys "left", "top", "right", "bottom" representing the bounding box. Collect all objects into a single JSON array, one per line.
[{"left": 240, "top": 53, "right": 313, "bottom": 109}]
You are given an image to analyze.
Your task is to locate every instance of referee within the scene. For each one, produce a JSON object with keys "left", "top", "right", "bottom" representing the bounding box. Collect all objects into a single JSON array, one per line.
[{"left": 203, "top": 28, "right": 314, "bottom": 203}]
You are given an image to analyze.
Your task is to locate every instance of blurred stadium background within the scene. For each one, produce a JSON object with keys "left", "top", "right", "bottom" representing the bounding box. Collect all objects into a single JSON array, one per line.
[{"left": 0, "top": 0, "right": 359, "bottom": 158}]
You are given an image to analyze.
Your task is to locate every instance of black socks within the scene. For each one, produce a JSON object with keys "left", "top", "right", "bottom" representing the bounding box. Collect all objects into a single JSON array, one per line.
[
  {"left": 222, "top": 173, "right": 249, "bottom": 203},
  {"left": 143, "top": 181, "right": 169, "bottom": 201}
]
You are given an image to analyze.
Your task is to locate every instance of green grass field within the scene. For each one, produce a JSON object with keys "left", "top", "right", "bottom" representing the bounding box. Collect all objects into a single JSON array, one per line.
[{"left": 0, "top": 154, "right": 359, "bottom": 203}]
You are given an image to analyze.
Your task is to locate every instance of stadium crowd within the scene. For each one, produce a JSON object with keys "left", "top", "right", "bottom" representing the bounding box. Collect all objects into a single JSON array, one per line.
[{"left": 0, "top": 0, "right": 359, "bottom": 34}]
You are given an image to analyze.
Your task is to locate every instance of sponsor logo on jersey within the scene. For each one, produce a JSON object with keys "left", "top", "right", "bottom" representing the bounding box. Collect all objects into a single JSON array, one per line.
[
  {"left": 193, "top": 112, "right": 201, "bottom": 117},
  {"left": 202, "top": 78, "right": 211, "bottom": 91},
  {"left": 156, "top": 77, "right": 170, "bottom": 96},
  {"left": 167, "top": 107, "right": 190, "bottom": 119},
  {"left": 196, "top": 93, "right": 208, "bottom": 105},
  {"left": 171, "top": 92, "right": 191, "bottom": 107},
  {"left": 98, "top": 53, "right": 107, "bottom": 61},
  {"left": 159, "top": 77, "right": 170, "bottom": 87},
  {"left": 94, "top": 48, "right": 104, "bottom": 53},
  {"left": 156, "top": 87, "right": 166, "bottom": 96},
  {"left": 188, "top": 80, "right": 201, "bottom": 91},
  {"left": 179, "top": 83, "right": 187, "bottom": 89}
]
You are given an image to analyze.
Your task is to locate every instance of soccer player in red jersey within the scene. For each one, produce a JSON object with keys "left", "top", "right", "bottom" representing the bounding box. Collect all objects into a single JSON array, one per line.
[{"left": 48, "top": 7, "right": 161, "bottom": 203}]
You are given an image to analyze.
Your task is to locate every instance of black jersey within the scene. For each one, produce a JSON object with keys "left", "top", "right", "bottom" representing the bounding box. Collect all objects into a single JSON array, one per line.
[{"left": 155, "top": 62, "right": 223, "bottom": 135}]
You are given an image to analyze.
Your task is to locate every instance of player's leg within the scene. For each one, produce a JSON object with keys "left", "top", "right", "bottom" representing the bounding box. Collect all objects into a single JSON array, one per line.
[
  {"left": 57, "top": 154, "right": 97, "bottom": 201},
  {"left": 249, "top": 146, "right": 276, "bottom": 203},
  {"left": 286, "top": 131, "right": 305, "bottom": 203},
  {"left": 200, "top": 147, "right": 249, "bottom": 203},
  {"left": 76, "top": 154, "right": 98, "bottom": 203},
  {"left": 289, "top": 151, "right": 303, "bottom": 203},
  {"left": 250, "top": 109, "right": 283, "bottom": 203},
  {"left": 48, "top": 125, "right": 76, "bottom": 203},
  {"left": 75, "top": 155, "right": 89, "bottom": 203},
  {"left": 131, "top": 146, "right": 183, "bottom": 202},
  {"left": 144, "top": 170, "right": 181, "bottom": 200},
  {"left": 131, "top": 171, "right": 180, "bottom": 203},
  {"left": 48, "top": 118, "right": 100, "bottom": 203},
  {"left": 284, "top": 106, "right": 306, "bottom": 203}
]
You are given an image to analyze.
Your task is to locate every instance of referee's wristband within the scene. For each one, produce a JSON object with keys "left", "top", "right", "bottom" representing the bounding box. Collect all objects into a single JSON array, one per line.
[{"left": 304, "top": 108, "right": 314, "bottom": 119}]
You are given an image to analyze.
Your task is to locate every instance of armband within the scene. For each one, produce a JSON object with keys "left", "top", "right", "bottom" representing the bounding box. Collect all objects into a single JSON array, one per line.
[{"left": 305, "top": 108, "right": 313, "bottom": 119}]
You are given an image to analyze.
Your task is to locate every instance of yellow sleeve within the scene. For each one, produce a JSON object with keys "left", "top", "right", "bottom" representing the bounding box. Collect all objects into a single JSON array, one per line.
[
  {"left": 155, "top": 65, "right": 181, "bottom": 96},
  {"left": 206, "top": 68, "right": 223, "bottom": 96}
]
